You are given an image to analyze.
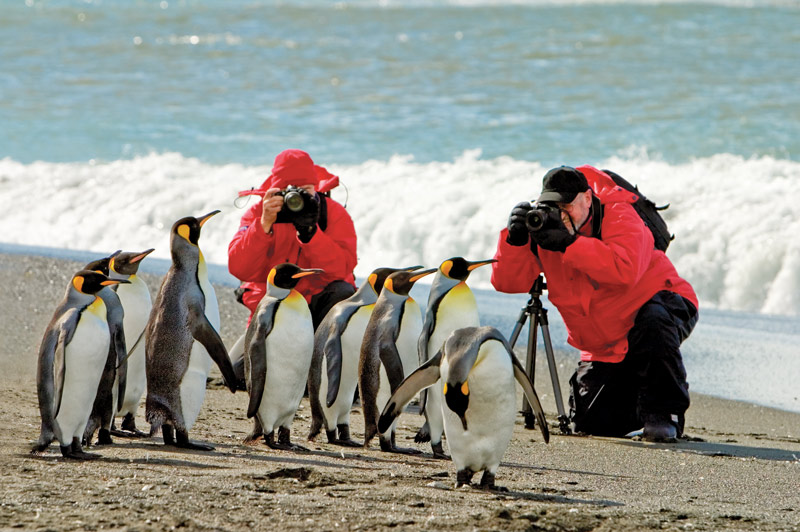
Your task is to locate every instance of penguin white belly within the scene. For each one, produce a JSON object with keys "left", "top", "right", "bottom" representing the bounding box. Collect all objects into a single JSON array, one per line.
[
  {"left": 179, "top": 255, "right": 220, "bottom": 431},
  {"left": 426, "top": 286, "right": 480, "bottom": 446},
  {"left": 257, "top": 293, "right": 314, "bottom": 432},
  {"left": 116, "top": 277, "right": 152, "bottom": 414},
  {"left": 55, "top": 301, "right": 109, "bottom": 444},
  {"left": 321, "top": 305, "right": 372, "bottom": 429},
  {"left": 442, "top": 341, "right": 516, "bottom": 474}
]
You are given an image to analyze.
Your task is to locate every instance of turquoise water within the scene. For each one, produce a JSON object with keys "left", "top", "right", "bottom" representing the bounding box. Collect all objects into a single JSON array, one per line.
[{"left": 2, "top": 0, "right": 799, "bottom": 166}]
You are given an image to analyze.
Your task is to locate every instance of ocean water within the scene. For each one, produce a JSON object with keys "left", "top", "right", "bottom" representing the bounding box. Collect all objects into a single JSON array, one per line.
[{"left": 1, "top": 0, "right": 799, "bottom": 411}]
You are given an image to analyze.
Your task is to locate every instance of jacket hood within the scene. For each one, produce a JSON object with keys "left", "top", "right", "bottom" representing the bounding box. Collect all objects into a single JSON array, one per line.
[{"left": 577, "top": 165, "right": 638, "bottom": 205}]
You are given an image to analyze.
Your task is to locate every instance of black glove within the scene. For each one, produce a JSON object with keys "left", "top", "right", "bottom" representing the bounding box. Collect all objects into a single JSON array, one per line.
[
  {"left": 294, "top": 223, "right": 317, "bottom": 244},
  {"left": 292, "top": 191, "right": 320, "bottom": 243},
  {"left": 506, "top": 202, "right": 532, "bottom": 246},
  {"left": 531, "top": 220, "right": 577, "bottom": 253}
]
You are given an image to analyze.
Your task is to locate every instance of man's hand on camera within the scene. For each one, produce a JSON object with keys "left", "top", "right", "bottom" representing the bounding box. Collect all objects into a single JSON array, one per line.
[
  {"left": 260, "top": 188, "right": 284, "bottom": 233},
  {"left": 506, "top": 202, "right": 532, "bottom": 246},
  {"left": 531, "top": 220, "right": 577, "bottom": 253},
  {"left": 293, "top": 191, "right": 320, "bottom": 243}
]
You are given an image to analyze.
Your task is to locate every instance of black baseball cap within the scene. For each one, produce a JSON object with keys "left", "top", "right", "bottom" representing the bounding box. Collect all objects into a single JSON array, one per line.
[{"left": 536, "top": 166, "right": 590, "bottom": 203}]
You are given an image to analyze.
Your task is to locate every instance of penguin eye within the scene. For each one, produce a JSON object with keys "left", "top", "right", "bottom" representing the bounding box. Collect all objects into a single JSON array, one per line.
[{"left": 177, "top": 224, "right": 191, "bottom": 242}]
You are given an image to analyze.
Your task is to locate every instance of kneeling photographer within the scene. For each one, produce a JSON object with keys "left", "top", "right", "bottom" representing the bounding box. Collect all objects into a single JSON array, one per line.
[
  {"left": 491, "top": 165, "right": 698, "bottom": 442},
  {"left": 228, "top": 149, "right": 357, "bottom": 328}
]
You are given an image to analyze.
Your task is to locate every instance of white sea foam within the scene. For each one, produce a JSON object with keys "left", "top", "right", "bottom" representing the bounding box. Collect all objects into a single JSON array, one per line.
[{"left": 1, "top": 150, "right": 798, "bottom": 316}]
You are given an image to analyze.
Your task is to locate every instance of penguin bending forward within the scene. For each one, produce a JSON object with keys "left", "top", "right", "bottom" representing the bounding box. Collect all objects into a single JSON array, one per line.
[
  {"left": 359, "top": 268, "right": 436, "bottom": 453},
  {"left": 244, "top": 263, "right": 322, "bottom": 451},
  {"left": 416, "top": 257, "right": 496, "bottom": 459},
  {"left": 108, "top": 248, "right": 154, "bottom": 437},
  {"left": 379, "top": 326, "right": 550, "bottom": 490},
  {"left": 308, "top": 265, "right": 422, "bottom": 447},
  {"left": 145, "top": 211, "right": 237, "bottom": 451},
  {"left": 32, "top": 270, "right": 129, "bottom": 459},
  {"left": 81, "top": 252, "right": 128, "bottom": 447}
]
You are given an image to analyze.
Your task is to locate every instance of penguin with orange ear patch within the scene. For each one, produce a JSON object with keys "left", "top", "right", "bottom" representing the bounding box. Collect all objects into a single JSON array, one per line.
[
  {"left": 32, "top": 270, "right": 129, "bottom": 460},
  {"left": 244, "top": 263, "right": 323, "bottom": 451},
  {"left": 145, "top": 211, "right": 238, "bottom": 451}
]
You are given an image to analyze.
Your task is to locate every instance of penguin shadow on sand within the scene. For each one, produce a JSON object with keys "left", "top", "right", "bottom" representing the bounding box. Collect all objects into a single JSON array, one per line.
[
  {"left": 307, "top": 264, "right": 423, "bottom": 448},
  {"left": 144, "top": 211, "right": 238, "bottom": 452},
  {"left": 242, "top": 263, "right": 323, "bottom": 452},
  {"left": 359, "top": 268, "right": 437, "bottom": 454},
  {"left": 379, "top": 326, "right": 550, "bottom": 491}
]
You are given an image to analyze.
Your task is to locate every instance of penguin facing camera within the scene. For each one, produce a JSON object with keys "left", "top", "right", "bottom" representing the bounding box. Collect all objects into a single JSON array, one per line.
[
  {"left": 107, "top": 248, "right": 155, "bottom": 437},
  {"left": 359, "top": 268, "right": 436, "bottom": 453},
  {"left": 32, "top": 270, "right": 129, "bottom": 460},
  {"left": 308, "top": 264, "right": 423, "bottom": 447},
  {"left": 379, "top": 326, "right": 550, "bottom": 490},
  {"left": 80, "top": 251, "right": 129, "bottom": 447},
  {"left": 145, "top": 211, "right": 238, "bottom": 451},
  {"left": 243, "top": 263, "right": 323, "bottom": 451},
  {"left": 416, "top": 257, "right": 496, "bottom": 459}
]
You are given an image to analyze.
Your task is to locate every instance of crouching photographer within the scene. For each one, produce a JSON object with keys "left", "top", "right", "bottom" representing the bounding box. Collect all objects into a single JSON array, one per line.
[
  {"left": 491, "top": 165, "right": 698, "bottom": 442},
  {"left": 228, "top": 149, "right": 357, "bottom": 328}
]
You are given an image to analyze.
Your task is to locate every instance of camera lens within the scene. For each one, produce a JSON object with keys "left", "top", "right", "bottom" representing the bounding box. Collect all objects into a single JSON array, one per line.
[
  {"left": 526, "top": 210, "right": 546, "bottom": 231},
  {"left": 283, "top": 190, "right": 305, "bottom": 212}
]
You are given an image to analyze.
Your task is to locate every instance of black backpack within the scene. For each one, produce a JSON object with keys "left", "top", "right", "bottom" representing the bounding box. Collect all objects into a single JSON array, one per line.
[{"left": 602, "top": 169, "right": 673, "bottom": 252}]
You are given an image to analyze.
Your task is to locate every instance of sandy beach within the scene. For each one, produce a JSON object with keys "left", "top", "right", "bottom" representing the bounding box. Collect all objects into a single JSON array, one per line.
[{"left": 1, "top": 252, "right": 799, "bottom": 531}]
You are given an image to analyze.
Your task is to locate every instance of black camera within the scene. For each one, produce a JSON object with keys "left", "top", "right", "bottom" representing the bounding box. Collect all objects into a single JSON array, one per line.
[
  {"left": 525, "top": 202, "right": 562, "bottom": 232},
  {"left": 274, "top": 186, "right": 319, "bottom": 225}
]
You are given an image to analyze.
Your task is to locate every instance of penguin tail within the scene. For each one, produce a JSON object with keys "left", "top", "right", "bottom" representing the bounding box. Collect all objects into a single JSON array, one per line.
[{"left": 414, "top": 422, "right": 431, "bottom": 443}]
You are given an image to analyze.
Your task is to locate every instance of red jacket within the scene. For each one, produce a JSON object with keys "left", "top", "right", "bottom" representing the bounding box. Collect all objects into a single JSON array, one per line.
[
  {"left": 491, "top": 165, "right": 697, "bottom": 363},
  {"left": 228, "top": 196, "right": 357, "bottom": 316}
]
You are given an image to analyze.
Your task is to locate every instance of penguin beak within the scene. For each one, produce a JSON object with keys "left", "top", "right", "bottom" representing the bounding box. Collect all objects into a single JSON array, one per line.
[
  {"left": 409, "top": 268, "right": 437, "bottom": 283},
  {"left": 197, "top": 210, "right": 221, "bottom": 227},
  {"left": 292, "top": 268, "right": 324, "bottom": 279},
  {"left": 403, "top": 265, "right": 424, "bottom": 271},
  {"left": 101, "top": 279, "right": 130, "bottom": 286},
  {"left": 131, "top": 248, "right": 156, "bottom": 263},
  {"left": 466, "top": 259, "right": 497, "bottom": 271}
]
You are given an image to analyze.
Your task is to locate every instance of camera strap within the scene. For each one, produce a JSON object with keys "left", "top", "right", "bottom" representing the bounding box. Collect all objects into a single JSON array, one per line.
[
  {"left": 318, "top": 194, "right": 328, "bottom": 232},
  {"left": 590, "top": 194, "right": 603, "bottom": 239}
]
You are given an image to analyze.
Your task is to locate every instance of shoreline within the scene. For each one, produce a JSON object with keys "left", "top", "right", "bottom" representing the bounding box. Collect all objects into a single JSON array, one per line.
[{"left": 1, "top": 252, "right": 799, "bottom": 530}]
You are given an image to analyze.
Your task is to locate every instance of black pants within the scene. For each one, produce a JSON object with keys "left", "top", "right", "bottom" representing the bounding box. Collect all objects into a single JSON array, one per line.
[
  {"left": 309, "top": 280, "right": 356, "bottom": 330},
  {"left": 568, "top": 291, "right": 698, "bottom": 437}
]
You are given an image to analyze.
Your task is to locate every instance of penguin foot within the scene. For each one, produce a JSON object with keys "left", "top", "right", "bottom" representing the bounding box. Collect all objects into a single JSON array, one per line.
[
  {"left": 96, "top": 429, "right": 113, "bottom": 446},
  {"left": 334, "top": 438, "right": 362, "bottom": 448},
  {"left": 430, "top": 441, "right": 450, "bottom": 460},
  {"left": 414, "top": 422, "right": 431, "bottom": 444},
  {"left": 110, "top": 428, "right": 148, "bottom": 438},
  {"left": 333, "top": 425, "right": 361, "bottom": 447},
  {"left": 176, "top": 431, "right": 215, "bottom": 451},
  {"left": 455, "top": 468, "right": 475, "bottom": 488},
  {"left": 325, "top": 429, "right": 338, "bottom": 444},
  {"left": 276, "top": 427, "right": 310, "bottom": 452},
  {"left": 477, "top": 471, "right": 508, "bottom": 492},
  {"left": 379, "top": 438, "right": 422, "bottom": 455},
  {"left": 118, "top": 415, "right": 148, "bottom": 437},
  {"left": 62, "top": 440, "right": 101, "bottom": 460}
]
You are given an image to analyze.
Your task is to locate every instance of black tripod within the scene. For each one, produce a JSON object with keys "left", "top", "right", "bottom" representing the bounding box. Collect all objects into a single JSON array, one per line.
[{"left": 509, "top": 275, "right": 572, "bottom": 435}]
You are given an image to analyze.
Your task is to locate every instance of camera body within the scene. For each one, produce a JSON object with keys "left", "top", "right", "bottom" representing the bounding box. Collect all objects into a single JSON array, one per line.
[
  {"left": 274, "top": 186, "right": 318, "bottom": 225},
  {"left": 525, "top": 202, "right": 562, "bottom": 232}
]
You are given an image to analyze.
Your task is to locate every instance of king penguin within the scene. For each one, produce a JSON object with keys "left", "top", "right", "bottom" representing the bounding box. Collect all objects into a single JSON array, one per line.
[
  {"left": 379, "top": 326, "right": 550, "bottom": 490},
  {"left": 359, "top": 268, "right": 436, "bottom": 453},
  {"left": 308, "top": 265, "right": 422, "bottom": 447},
  {"left": 145, "top": 211, "right": 237, "bottom": 451},
  {"left": 108, "top": 248, "right": 155, "bottom": 437},
  {"left": 32, "top": 270, "right": 129, "bottom": 459},
  {"left": 244, "top": 263, "right": 322, "bottom": 451},
  {"left": 416, "top": 257, "right": 496, "bottom": 458},
  {"left": 81, "top": 252, "right": 129, "bottom": 447}
]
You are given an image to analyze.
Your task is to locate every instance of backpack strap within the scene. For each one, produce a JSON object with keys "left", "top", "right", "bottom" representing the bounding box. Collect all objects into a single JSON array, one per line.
[{"left": 590, "top": 194, "right": 603, "bottom": 240}]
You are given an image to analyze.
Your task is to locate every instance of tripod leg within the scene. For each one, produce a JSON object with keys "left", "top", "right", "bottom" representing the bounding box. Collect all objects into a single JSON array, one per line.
[
  {"left": 539, "top": 313, "right": 572, "bottom": 435},
  {"left": 521, "top": 313, "right": 539, "bottom": 429}
]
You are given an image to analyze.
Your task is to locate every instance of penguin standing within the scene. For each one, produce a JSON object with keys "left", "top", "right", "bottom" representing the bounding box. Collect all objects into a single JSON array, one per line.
[
  {"left": 308, "top": 265, "right": 422, "bottom": 447},
  {"left": 32, "top": 270, "right": 128, "bottom": 459},
  {"left": 359, "top": 268, "right": 436, "bottom": 453},
  {"left": 108, "top": 248, "right": 154, "bottom": 436},
  {"left": 145, "top": 211, "right": 237, "bottom": 450},
  {"left": 81, "top": 252, "right": 128, "bottom": 447},
  {"left": 416, "top": 257, "right": 496, "bottom": 458},
  {"left": 379, "top": 326, "right": 550, "bottom": 490},
  {"left": 244, "top": 263, "right": 322, "bottom": 450}
]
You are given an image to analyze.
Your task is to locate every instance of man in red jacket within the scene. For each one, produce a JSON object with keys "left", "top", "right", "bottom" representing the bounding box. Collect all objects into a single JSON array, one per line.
[
  {"left": 491, "top": 165, "right": 698, "bottom": 442},
  {"left": 228, "top": 149, "right": 357, "bottom": 328}
]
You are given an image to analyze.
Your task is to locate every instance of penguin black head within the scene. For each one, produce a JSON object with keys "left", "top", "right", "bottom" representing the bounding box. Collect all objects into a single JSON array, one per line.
[
  {"left": 368, "top": 265, "right": 423, "bottom": 296},
  {"left": 172, "top": 210, "right": 220, "bottom": 246},
  {"left": 110, "top": 248, "right": 155, "bottom": 276},
  {"left": 383, "top": 268, "right": 437, "bottom": 296},
  {"left": 443, "top": 379, "right": 470, "bottom": 431},
  {"left": 268, "top": 263, "right": 324, "bottom": 290},
  {"left": 71, "top": 269, "right": 129, "bottom": 295},
  {"left": 83, "top": 250, "right": 122, "bottom": 276},
  {"left": 440, "top": 257, "right": 497, "bottom": 281}
]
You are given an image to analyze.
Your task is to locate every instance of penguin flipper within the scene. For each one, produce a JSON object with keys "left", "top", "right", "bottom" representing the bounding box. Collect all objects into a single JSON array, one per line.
[
  {"left": 508, "top": 346, "right": 550, "bottom": 444},
  {"left": 322, "top": 334, "right": 344, "bottom": 408},
  {"left": 112, "top": 324, "right": 127, "bottom": 411},
  {"left": 244, "top": 302, "right": 276, "bottom": 419},
  {"left": 378, "top": 350, "right": 442, "bottom": 435},
  {"left": 379, "top": 337, "right": 407, "bottom": 393},
  {"left": 192, "top": 313, "right": 237, "bottom": 393}
]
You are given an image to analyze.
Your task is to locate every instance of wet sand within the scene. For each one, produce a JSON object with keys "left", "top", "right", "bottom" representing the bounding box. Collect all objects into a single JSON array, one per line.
[{"left": 1, "top": 252, "right": 799, "bottom": 531}]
